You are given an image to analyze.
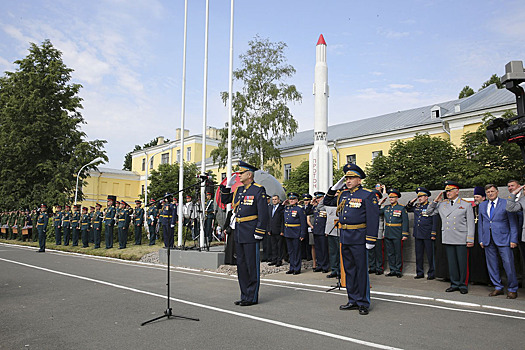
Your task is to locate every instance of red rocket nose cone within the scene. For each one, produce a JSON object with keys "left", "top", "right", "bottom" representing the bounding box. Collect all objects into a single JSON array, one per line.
[{"left": 317, "top": 34, "right": 326, "bottom": 46}]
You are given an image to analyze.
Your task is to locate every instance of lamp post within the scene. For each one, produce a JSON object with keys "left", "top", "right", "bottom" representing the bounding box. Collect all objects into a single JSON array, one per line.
[{"left": 74, "top": 157, "right": 104, "bottom": 206}]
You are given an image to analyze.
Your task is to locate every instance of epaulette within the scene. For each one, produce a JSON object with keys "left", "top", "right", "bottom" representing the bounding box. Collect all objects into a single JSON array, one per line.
[
  {"left": 252, "top": 183, "right": 262, "bottom": 187},
  {"left": 362, "top": 188, "right": 373, "bottom": 192},
  {"left": 398, "top": 203, "right": 405, "bottom": 206}
]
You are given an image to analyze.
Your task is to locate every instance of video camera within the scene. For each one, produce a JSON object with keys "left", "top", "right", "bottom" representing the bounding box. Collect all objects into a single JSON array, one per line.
[{"left": 486, "top": 61, "right": 525, "bottom": 146}]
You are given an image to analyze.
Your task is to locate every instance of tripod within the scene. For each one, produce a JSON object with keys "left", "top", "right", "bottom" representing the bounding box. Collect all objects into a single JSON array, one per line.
[{"left": 141, "top": 181, "right": 205, "bottom": 326}]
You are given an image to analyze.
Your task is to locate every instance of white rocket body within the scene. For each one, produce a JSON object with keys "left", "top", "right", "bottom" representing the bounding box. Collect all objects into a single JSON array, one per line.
[{"left": 309, "top": 34, "right": 333, "bottom": 194}]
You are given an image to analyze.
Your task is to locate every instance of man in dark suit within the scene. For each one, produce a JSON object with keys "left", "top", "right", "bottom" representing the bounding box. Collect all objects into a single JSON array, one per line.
[
  {"left": 267, "top": 195, "right": 285, "bottom": 267},
  {"left": 480, "top": 184, "right": 518, "bottom": 299}
]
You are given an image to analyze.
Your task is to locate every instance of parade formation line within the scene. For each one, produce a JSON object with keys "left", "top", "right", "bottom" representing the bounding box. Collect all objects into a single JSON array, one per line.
[{"left": 2, "top": 242, "right": 525, "bottom": 320}]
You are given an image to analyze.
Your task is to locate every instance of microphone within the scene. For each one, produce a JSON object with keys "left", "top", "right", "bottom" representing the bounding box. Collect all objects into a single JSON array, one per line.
[{"left": 196, "top": 173, "right": 209, "bottom": 181}]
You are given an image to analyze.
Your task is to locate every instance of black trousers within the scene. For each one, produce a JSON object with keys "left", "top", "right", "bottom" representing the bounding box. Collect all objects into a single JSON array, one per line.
[
  {"left": 270, "top": 232, "right": 284, "bottom": 264},
  {"left": 55, "top": 226, "right": 62, "bottom": 245},
  {"left": 313, "top": 234, "right": 329, "bottom": 270},
  {"left": 72, "top": 227, "right": 79, "bottom": 246},
  {"left": 105, "top": 224, "right": 113, "bottom": 248},
  {"left": 94, "top": 228, "right": 101, "bottom": 248},
  {"left": 118, "top": 227, "right": 127, "bottom": 249},
  {"left": 415, "top": 238, "right": 434, "bottom": 277},
  {"left": 63, "top": 227, "right": 71, "bottom": 245},
  {"left": 134, "top": 225, "right": 142, "bottom": 245},
  {"left": 162, "top": 223, "right": 174, "bottom": 248},
  {"left": 38, "top": 227, "right": 46, "bottom": 251},
  {"left": 81, "top": 228, "right": 89, "bottom": 247}
]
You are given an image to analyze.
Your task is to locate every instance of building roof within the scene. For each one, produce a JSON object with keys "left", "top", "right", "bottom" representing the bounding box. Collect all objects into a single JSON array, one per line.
[
  {"left": 279, "top": 84, "right": 517, "bottom": 150},
  {"left": 91, "top": 167, "right": 140, "bottom": 177}
]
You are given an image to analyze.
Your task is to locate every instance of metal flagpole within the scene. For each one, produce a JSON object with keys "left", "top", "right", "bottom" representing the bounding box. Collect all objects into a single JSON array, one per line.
[
  {"left": 178, "top": 0, "right": 188, "bottom": 248},
  {"left": 200, "top": 0, "right": 210, "bottom": 249},
  {"left": 227, "top": 0, "right": 234, "bottom": 190}
]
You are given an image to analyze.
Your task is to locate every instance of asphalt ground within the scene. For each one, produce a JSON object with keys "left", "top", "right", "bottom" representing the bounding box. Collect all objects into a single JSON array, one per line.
[{"left": 1, "top": 243, "right": 524, "bottom": 350}]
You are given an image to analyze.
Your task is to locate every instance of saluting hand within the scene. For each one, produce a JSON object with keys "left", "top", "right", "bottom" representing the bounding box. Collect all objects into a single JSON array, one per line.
[
  {"left": 409, "top": 198, "right": 417, "bottom": 204},
  {"left": 331, "top": 176, "right": 346, "bottom": 191},
  {"left": 226, "top": 174, "right": 237, "bottom": 188},
  {"left": 512, "top": 184, "right": 525, "bottom": 195},
  {"left": 434, "top": 191, "right": 443, "bottom": 202}
]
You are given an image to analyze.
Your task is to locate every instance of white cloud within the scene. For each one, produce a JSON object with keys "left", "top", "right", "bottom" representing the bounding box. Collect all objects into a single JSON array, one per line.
[
  {"left": 377, "top": 27, "right": 409, "bottom": 39},
  {"left": 388, "top": 84, "right": 413, "bottom": 89}
]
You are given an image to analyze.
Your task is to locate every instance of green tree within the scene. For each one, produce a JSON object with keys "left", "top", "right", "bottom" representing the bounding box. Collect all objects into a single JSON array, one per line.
[
  {"left": 123, "top": 137, "right": 170, "bottom": 171},
  {"left": 0, "top": 40, "right": 107, "bottom": 209},
  {"left": 283, "top": 159, "right": 343, "bottom": 194},
  {"left": 458, "top": 85, "right": 474, "bottom": 99},
  {"left": 451, "top": 111, "right": 525, "bottom": 186},
  {"left": 147, "top": 162, "right": 200, "bottom": 201},
  {"left": 211, "top": 35, "right": 302, "bottom": 177},
  {"left": 479, "top": 73, "right": 503, "bottom": 90},
  {"left": 364, "top": 134, "right": 459, "bottom": 191}
]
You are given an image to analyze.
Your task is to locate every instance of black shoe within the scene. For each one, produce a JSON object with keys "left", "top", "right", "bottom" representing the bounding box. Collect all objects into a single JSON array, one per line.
[
  {"left": 460, "top": 289, "right": 468, "bottom": 294},
  {"left": 322, "top": 270, "right": 330, "bottom": 273},
  {"left": 414, "top": 275, "right": 424, "bottom": 279},
  {"left": 37, "top": 250, "right": 45, "bottom": 253},
  {"left": 396, "top": 273, "right": 403, "bottom": 278},
  {"left": 339, "top": 303, "right": 358, "bottom": 310},
  {"left": 234, "top": 300, "right": 243, "bottom": 305},
  {"left": 446, "top": 287, "right": 460, "bottom": 292},
  {"left": 268, "top": 262, "right": 276, "bottom": 266},
  {"left": 286, "top": 270, "right": 294, "bottom": 274},
  {"left": 375, "top": 270, "right": 383, "bottom": 275},
  {"left": 427, "top": 276, "right": 435, "bottom": 280},
  {"left": 240, "top": 301, "right": 258, "bottom": 306},
  {"left": 275, "top": 262, "right": 282, "bottom": 267},
  {"left": 386, "top": 272, "right": 396, "bottom": 277},
  {"left": 313, "top": 267, "right": 323, "bottom": 272},
  {"left": 358, "top": 306, "right": 369, "bottom": 315},
  {"left": 293, "top": 270, "right": 301, "bottom": 275},
  {"left": 326, "top": 272, "right": 338, "bottom": 278}
]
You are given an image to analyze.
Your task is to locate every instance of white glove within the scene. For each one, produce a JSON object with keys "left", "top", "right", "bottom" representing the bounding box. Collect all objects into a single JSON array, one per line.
[
  {"left": 170, "top": 224, "right": 174, "bottom": 228},
  {"left": 254, "top": 234, "right": 263, "bottom": 240},
  {"left": 226, "top": 174, "right": 237, "bottom": 188},
  {"left": 366, "top": 243, "right": 375, "bottom": 250},
  {"left": 331, "top": 176, "right": 346, "bottom": 191}
]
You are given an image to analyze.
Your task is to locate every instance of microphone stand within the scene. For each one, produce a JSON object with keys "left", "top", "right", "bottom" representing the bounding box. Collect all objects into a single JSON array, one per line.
[
  {"left": 141, "top": 179, "right": 205, "bottom": 326},
  {"left": 326, "top": 225, "right": 342, "bottom": 292}
]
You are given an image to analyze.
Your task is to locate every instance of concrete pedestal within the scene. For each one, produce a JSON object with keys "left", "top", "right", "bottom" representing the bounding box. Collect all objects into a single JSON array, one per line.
[{"left": 158, "top": 248, "right": 225, "bottom": 270}]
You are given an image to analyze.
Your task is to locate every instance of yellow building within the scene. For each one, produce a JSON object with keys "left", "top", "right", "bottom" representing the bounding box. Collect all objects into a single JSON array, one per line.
[{"left": 80, "top": 84, "right": 517, "bottom": 203}]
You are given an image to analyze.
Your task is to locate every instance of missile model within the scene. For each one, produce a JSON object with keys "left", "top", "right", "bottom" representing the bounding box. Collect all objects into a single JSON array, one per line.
[{"left": 309, "top": 34, "right": 333, "bottom": 194}]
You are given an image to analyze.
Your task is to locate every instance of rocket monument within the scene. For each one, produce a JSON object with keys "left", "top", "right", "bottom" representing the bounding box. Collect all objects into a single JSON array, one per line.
[{"left": 309, "top": 34, "right": 333, "bottom": 194}]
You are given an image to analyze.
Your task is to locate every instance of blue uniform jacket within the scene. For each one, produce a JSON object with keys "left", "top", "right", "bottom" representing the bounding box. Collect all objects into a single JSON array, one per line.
[
  {"left": 220, "top": 181, "right": 268, "bottom": 244},
  {"left": 104, "top": 206, "right": 116, "bottom": 226},
  {"left": 71, "top": 211, "right": 80, "bottom": 229},
  {"left": 117, "top": 208, "right": 128, "bottom": 228},
  {"left": 159, "top": 203, "right": 174, "bottom": 226},
  {"left": 134, "top": 208, "right": 144, "bottom": 226},
  {"left": 54, "top": 211, "right": 62, "bottom": 228},
  {"left": 406, "top": 200, "right": 438, "bottom": 239},
  {"left": 312, "top": 204, "right": 328, "bottom": 236},
  {"left": 323, "top": 185, "right": 379, "bottom": 245},
  {"left": 283, "top": 204, "right": 307, "bottom": 239},
  {"left": 37, "top": 212, "right": 48, "bottom": 231}
]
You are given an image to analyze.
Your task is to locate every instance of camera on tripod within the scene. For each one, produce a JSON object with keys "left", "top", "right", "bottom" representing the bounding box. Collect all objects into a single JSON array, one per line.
[{"left": 486, "top": 61, "right": 525, "bottom": 146}]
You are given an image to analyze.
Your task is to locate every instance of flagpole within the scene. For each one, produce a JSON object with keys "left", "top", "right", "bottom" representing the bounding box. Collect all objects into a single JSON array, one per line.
[
  {"left": 178, "top": 0, "right": 188, "bottom": 248},
  {"left": 227, "top": 0, "right": 234, "bottom": 191},
  {"left": 200, "top": 0, "right": 210, "bottom": 249}
]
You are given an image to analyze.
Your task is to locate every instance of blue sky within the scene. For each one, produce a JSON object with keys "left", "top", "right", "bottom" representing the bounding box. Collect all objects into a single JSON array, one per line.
[{"left": 1, "top": 0, "right": 525, "bottom": 168}]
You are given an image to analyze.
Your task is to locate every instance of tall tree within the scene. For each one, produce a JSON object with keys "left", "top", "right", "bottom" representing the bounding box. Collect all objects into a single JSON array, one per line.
[
  {"left": 458, "top": 85, "right": 474, "bottom": 99},
  {"left": 147, "top": 162, "right": 200, "bottom": 201},
  {"left": 123, "top": 137, "right": 170, "bottom": 171},
  {"left": 211, "top": 35, "right": 302, "bottom": 177},
  {"left": 0, "top": 40, "right": 107, "bottom": 209},
  {"left": 364, "top": 134, "right": 459, "bottom": 191},
  {"left": 479, "top": 73, "right": 503, "bottom": 90}
]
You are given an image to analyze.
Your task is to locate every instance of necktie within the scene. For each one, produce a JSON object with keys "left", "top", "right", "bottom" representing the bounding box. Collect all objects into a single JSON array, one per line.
[
  {"left": 450, "top": 200, "right": 454, "bottom": 207},
  {"left": 490, "top": 201, "right": 495, "bottom": 220}
]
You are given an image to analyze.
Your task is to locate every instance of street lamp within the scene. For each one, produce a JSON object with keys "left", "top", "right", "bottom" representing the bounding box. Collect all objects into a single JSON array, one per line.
[{"left": 74, "top": 157, "right": 104, "bottom": 205}]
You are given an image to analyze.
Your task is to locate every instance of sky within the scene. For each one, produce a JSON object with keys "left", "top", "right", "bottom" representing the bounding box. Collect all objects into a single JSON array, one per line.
[{"left": 1, "top": 0, "right": 525, "bottom": 168}]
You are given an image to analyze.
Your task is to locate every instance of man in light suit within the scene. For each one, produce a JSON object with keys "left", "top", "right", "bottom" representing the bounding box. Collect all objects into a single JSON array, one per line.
[
  {"left": 479, "top": 184, "right": 518, "bottom": 299},
  {"left": 427, "top": 180, "right": 475, "bottom": 294}
]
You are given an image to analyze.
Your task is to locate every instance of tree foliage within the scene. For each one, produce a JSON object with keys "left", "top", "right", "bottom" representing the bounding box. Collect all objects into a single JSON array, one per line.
[
  {"left": 211, "top": 35, "right": 302, "bottom": 177},
  {"left": 458, "top": 85, "right": 474, "bottom": 99},
  {"left": 147, "top": 162, "right": 201, "bottom": 201},
  {"left": 451, "top": 111, "right": 525, "bottom": 186},
  {"left": 480, "top": 73, "right": 503, "bottom": 90},
  {"left": 0, "top": 40, "right": 107, "bottom": 209},
  {"left": 283, "top": 159, "right": 344, "bottom": 195},
  {"left": 123, "top": 137, "right": 170, "bottom": 170},
  {"left": 364, "top": 134, "right": 459, "bottom": 191}
]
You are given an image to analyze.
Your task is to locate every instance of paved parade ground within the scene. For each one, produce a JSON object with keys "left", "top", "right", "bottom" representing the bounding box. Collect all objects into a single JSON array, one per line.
[{"left": 1, "top": 243, "right": 524, "bottom": 350}]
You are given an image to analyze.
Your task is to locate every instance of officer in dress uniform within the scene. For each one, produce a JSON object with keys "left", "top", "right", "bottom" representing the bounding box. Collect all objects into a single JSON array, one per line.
[
  {"left": 147, "top": 199, "right": 158, "bottom": 245},
  {"left": 53, "top": 205, "right": 63, "bottom": 245},
  {"left": 220, "top": 161, "right": 268, "bottom": 306},
  {"left": 312, "top": 192, "right": 330, "bottom": 273},
  {"left": 406, "top": 187, "right": 439, "bottom": 280},
  {"left": 116, "top": 201, "right": 129, "bottom": 249},
  {"left": 80, "top": 207, "right": 90, "bottom": 248},
  {"left": 427, "top": 180, "right": 475, "bottom": 294},
  {"left": 302, "top": 193, "right": 314, "bottom": 263},
  {"left": 159, "top": 196, "right": 174, "bottom": 249},
  {"left": 283, "top": 192, "right": 308, "bottom": 275},
  {"left": 89, "top": 206, "right": 95, "bottom": 243},
  {"left": 104, "top": 196, "right": 116, "bottom": 249},
  {"left": 134, "top": 200, "right": 144, "bottom": 245},
  {"left": 368, "top": 189, "right": 386, "bottom": 275},
  {"left": 381, "top": 189, "right": 409, "bottom": 278},
  {"left": 37, "top": 204, "right": 49, "bottom": 253},
  {"left": 62, "top": 205, "right": 71, "bottom": 245},
  {"left": 71, "top": 204, "right": 81, "bottom": 246},
  {"left": 323, "top": 163, "right": 379, "bottom": 315},
  {"left": 92, "top": 203, "right": 104, "bottom": 249}
]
